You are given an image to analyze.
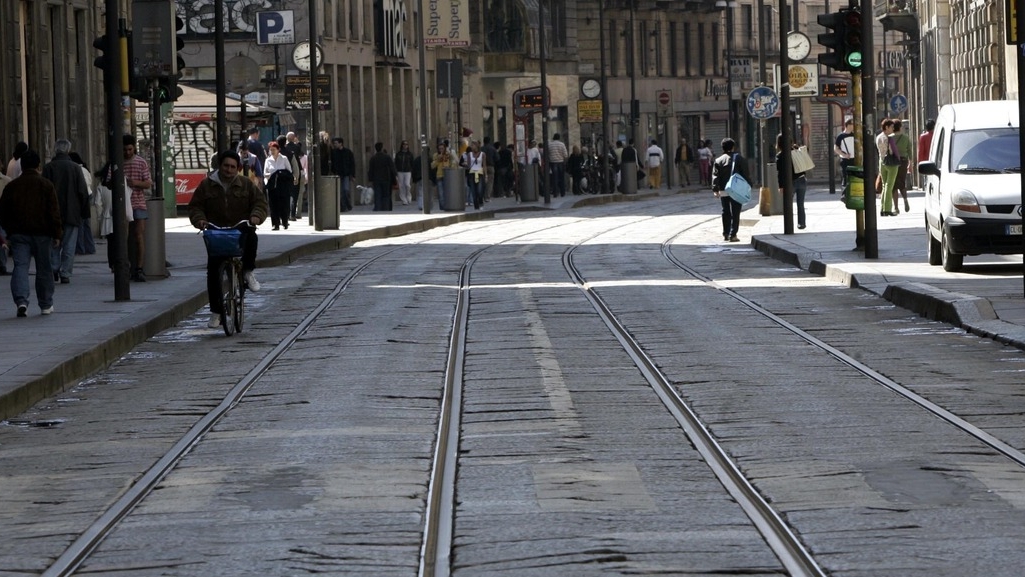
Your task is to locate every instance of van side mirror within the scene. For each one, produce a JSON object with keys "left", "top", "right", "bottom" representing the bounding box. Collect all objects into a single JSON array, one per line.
[{"left": 918, "top": 161, "right": 940, "bottom": 176}]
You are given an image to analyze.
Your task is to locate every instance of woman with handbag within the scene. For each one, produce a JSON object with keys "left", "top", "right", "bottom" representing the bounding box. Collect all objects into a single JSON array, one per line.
[
  {"left": 875, "top": 119, "right": 901, "bottom": 216},
  {"left": 711, "top": 138, "right": 749, "bottom": 242},
  {"left": 776, "top": 134, "right": 808, "bottom": 229}
]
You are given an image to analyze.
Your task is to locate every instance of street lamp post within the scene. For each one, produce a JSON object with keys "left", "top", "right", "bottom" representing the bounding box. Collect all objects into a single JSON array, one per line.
[
  {"left": 629, "top": 0, "right": 637, "bottom": 145},
  {"left": 716, "top": 0, "right": 739, "bottom": 137}
]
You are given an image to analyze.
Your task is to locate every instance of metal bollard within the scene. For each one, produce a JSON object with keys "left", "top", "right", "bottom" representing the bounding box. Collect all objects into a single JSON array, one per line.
[
  {"left": 143, "top": 198, "right": 167, "bottom": 279},
  {"left": 315, "top": 175, "right": 340, "bottom": 230}
]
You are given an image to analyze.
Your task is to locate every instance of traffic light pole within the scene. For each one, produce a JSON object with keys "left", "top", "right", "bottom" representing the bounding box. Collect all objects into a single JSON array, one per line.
[
  {"left": 145, "top": 80, "right": 168, "bottom": 279},
  {"left": 859, "top": 0, "right": 877, "bottom": 258},
  {"left": 103, "top": 1, "right": 130, "bottom": 300}
]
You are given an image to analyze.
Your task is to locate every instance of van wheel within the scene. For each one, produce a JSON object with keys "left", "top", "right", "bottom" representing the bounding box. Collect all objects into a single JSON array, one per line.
[
  {"left": 941, "top": 231, "right": 963, "bottom": 272},
  {"left": 927, "top": 227, "right": 942, "bottom": 266}
]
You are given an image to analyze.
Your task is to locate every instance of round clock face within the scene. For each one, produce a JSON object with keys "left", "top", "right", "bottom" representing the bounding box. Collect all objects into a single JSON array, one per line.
[
  {"left": 787, "top": 32, "right": 811, "bottom": 61},
  {"left": 581, "top": 79, "right": 601, "bottom": 99},
  {"left": 292, "top": 41, "right": 323, "bottom": 72}
]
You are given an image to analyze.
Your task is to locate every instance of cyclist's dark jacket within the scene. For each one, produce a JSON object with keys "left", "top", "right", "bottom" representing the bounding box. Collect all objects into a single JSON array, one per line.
[{"left": 188, "top": 170, "right": 268, "bottom": 229}]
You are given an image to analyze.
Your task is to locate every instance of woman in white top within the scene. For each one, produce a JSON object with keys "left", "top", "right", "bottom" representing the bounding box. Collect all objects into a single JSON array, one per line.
[
  {"left": 697, "top": 140, "right": 714, "bottom": 186},
  {"left": 263, "top": 142, "right": 293, "bottom": 230},
  {"left": 463, "top": 141, "right": 487, "bottom": 210}
]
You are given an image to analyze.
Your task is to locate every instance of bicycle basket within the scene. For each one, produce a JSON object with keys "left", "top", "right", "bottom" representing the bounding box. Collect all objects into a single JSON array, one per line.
[{"left": 203, "top": 228, "right": 243, "bottom": 258}]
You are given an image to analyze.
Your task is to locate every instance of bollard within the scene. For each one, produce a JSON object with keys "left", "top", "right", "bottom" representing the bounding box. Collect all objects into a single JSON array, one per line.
[
  {"left": 442, "top": 168, "right": 467, "bottom": 210},
  {"left": 520, "top": 163, "right": 539, "bottom": 202},
  {"left": 143, "top": 197, "right": 167, "bottom": 279},
  {"left": 315, "top": 175, "right": 340, "bottom": 230},
  {"left": 621, "top": 161, "right": 638, "bottom": 194},
  {"left": 761, "top": 162, "right": 784, "bottom": 216}
]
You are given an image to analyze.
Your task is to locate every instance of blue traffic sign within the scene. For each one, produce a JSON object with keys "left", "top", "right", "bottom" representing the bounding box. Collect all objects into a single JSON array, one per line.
[
  {"left": 257, "top": 10, "right": 295, "bottom": 45},
  {"left": 889, "top": 94, "right": 908, "bottom": 115},
  {"left": 746, "top": 86, "right": 780, "bottom": 119}
]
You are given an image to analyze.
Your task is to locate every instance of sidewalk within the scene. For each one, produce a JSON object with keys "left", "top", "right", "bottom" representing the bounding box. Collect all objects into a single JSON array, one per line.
[
  {"left": 1, "top": 185, "right": 1021, "bottom": 421},
  {"left": 745, "top": 185, "right": 1025, "bottom": 349}
]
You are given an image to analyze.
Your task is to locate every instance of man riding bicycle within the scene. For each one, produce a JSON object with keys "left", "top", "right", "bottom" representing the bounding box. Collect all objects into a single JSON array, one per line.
[{"left": 188, "top": 150, "right": 268, "bottom": 328}]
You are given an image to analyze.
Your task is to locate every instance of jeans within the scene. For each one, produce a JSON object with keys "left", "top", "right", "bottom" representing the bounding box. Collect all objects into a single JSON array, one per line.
[
  {"left": 550, "top": 162, "right": 566, "bottom": 196},
  {"left": 51, "top": 224, "right": 79, "bottom": 280},
  {"left": 467, "top": 172, "right": 484, "bottom": 209},
  {"left": 436, "top": 179, "right": 447, "bottom": 210},
  {"left": 339, "top": 176, "right": 353, "bottom": 212},
  {"left": 397, "top": 172, "right": 412, "bottom": 204},
  {"left": 720, "top": 196, "right": 742, "bottom": 238},
  {"left": 794, "top": 175, "right": 807, "bottom": 227},
  {"left": 9, "top": 234, "right": 55, "bottom": 310}
]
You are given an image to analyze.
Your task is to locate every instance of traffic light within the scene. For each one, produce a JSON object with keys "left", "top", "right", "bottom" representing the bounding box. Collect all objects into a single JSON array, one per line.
[
  {"left": 161, "top": 15, "right": 186, "bottom": 102},
  {"left": 816, "top": 11, "right": 847, "bottom": 71},
  {"left": 93, "top": 35, "right": 112, "bottom": 72},
  {"left": 842, "top": 8, "right": 863, "bottom": 71}
]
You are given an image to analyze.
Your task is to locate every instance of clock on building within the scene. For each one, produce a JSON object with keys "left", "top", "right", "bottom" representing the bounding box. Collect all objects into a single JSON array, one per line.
[
  {"left": 292, "top": 41, "right": 323, "bottom": 72},
  {"left": 581, "top": 78, "right": 602, "bottom": 99},
  {"left": 787, "top": 32, "right": 811, "bottom": 62}
]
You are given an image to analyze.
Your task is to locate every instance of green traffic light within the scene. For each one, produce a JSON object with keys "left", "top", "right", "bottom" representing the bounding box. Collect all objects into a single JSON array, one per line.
[{"left": 846, "top": 51, "right": 862, "bottom": 69}]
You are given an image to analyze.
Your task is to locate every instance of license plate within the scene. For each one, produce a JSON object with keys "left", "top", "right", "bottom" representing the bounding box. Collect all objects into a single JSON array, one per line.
[{"left": 1009, "top": 225, "right": 1023, "bottom": 235}]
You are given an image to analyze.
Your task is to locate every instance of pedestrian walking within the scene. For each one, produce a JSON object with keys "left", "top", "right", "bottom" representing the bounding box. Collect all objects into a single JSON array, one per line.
[
  {"left": 263, "top": 142, "right": 293, "bottom": 229},
  {"left": 41, "top": 139, "right": 89, "bottom": 284},
  {"left": 368, "top": 142, "right": 397, "bottom": 211},
  {"left": 482, "top": 137, "right": 498, "bottom": 202},
  {"left": 329, "top": 137, "right": 356, "bottom": 213},
  {"left": 68, "top": 152, "right": 96, "bottom": 256},
  {"left": 894, "top": 120, "right": 913, "bottom": 213},
  {"left": 646, "top": 139, "right": 665, "bottom": 189},
  {"left": 462, "top": 141, "right": 486, "bottom": 210},
  {"left": 6, "top": 141, "right": 27, "bottom": 180},
  {"left": 875, "top": 119, "right": 900, "bottom": 217},
  {"left": 0, "top": 172, "right": 9, "bottom": 275},
  {"left": 697, "top": 139, "right": 714, "bottom": 186},
  {"left": 0, "top": 149, "right": 62, "bottom": 317},
  {"left": 495, "top": 142, "right": 514, "bottom": 198},
  {"left": 394, "top": 140, "right": 415, "bottom": 205},
  {"left": 547, "top": 133, "right": 568, "bottom": 197},
  {"left": 834, "top": 118, "right": 855, "bottom": 189},
  {"left": 674, "top": 138, "right": 693, "bottom": 187},
  {"left": 568, "top": 145, "right": 585, "bottom": 195},
  {"left": 94, "top": 161, "right": 134, "bottom": 273},
  {"left": 776, "top": 133, "right": 808, "bottom": 229},
  {"left": 711, "top": 138, "right": 748, "bottom": 242},
  {"left": 123, "top": 135, "right": 152, "bottom": 282}
]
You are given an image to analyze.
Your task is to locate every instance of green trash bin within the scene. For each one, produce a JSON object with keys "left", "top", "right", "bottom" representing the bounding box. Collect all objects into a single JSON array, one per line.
[{"left": 843, "top": 165, "right": 864, "bottom": 210}]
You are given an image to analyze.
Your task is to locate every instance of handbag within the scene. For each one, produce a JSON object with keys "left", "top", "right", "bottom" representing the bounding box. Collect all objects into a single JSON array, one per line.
[
  {"left": 883, "top": 136, "right": 901, "bottom": 166},
  {"left": 791, "top": 146, "right": 815, "bottom": 173},
  {"left": 724, "top": 153, "right": 751, "bottom": 203}
]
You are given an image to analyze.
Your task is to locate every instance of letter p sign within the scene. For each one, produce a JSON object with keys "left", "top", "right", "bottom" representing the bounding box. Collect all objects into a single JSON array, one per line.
[{"left": 257, "top": 10, "right": 295, "bottom": 45}]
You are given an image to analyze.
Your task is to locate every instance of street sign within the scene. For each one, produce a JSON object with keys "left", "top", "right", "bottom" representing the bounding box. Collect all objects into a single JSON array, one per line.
[
  {"left": 890, "top": 93, "right": 908, "bottom": 115},
  {"left": 256, "top": 10, "right": 294, "bottom": 45},
  {"left": 773, "top": 64, "right": 819, "bottom": 97},
  {"left": 578, "top": 100, "right": 603, "bottom": 124},
  {"left": 656, "top": 90, "right": 673, "bottom": 117},
  {"left": 746, "top": 86, "right": 780, "bottom": 119},
  {"left": 815, "top": 76, "right": 853, "bottom": 107}
]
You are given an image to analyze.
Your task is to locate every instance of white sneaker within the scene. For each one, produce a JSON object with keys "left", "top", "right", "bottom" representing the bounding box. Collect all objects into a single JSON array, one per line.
[
  {"left": 244, "top": 271, "right": 261, "bottom": 292},
  {"left": 41, "top": 306, "right": 54, "bottom": 315},
  {"left": 208, "top": 314, "right": 221, "bottom": 328}
]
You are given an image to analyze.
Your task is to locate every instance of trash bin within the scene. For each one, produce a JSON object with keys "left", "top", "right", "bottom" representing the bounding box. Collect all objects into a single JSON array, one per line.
[
  {"left": 442, "top": 167, "right": 467, "bottom": 211},
  {"left": 315, "top": 175, "right": 340, "bottom": 230},
  {"left": 621, "top": 161, "right": 638, "bottom": 194},
  {"left": 520, "top": 163, "right": 539, "bottom": 202},
  {"left": 843, "top": 166, "right": 865, "bottom": 211}
]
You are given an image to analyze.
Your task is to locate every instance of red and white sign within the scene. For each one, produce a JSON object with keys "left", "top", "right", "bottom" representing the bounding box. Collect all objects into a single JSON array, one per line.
[
  {"left": 656, "top": 90, "right": 673, "bottom": 117},
  {"left": 175, "top": 170, "right": 208, "bottom": 205}
]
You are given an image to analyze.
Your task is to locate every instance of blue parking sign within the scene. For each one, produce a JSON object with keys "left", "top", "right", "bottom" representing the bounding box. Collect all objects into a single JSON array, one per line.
[{"left": 257, "top": 11, "right": 294, "bottom": 45}]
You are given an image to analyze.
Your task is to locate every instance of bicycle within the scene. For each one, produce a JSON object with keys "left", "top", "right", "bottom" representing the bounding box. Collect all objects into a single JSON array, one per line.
[{"left": 201, "top": 221, "right": 253, "bottom": 336}]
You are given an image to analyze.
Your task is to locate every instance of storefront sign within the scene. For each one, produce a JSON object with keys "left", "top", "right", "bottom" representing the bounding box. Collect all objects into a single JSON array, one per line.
[
  {"left": 285, "top": 75, "right": 332, "bottom": 110},
  {"left": 424, "top": 0, "right": 470, "bottom": 46}
]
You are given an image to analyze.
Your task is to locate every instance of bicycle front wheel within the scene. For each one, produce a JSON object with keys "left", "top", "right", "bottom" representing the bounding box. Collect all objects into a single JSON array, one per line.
[
  {"left": 219, "top": 261, "right": 237, "bottom": 336},
  {"left": 234, "top": 266, "right": 246, "bottom": 333}
]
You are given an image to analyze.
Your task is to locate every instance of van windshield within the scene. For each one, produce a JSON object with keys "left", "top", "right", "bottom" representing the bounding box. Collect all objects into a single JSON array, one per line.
[{"left": 950, "top": 128, "right": 1020, "bottom": 173}]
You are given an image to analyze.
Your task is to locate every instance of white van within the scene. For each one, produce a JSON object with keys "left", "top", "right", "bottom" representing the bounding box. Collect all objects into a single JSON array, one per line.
[{"left": 917, "top": 100, "right": 1023, "bottom": 271}]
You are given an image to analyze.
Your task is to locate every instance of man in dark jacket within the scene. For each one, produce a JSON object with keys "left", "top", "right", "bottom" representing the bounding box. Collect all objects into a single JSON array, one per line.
[
  {"left": 41, "top": 139, "right": 89, "bottom": 283},
  {"left": 711, "top": 138, "right": 750, "bottom": 242},
  {"left": 330, "top": 137, "right": 356, "bottom": 212},
  {"left": 368, "top": 142, "right": 397, "bottom": 211},
  {"left": 0, "top": 150, "right": 63, "bottom": 317},
  {"left": 188, "top": 150, "right": 269, "bottom": 329}
]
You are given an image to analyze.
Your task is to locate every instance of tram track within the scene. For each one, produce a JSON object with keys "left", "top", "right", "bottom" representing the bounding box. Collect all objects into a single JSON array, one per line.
[{"left": 32, "top": 194, "right": 1025, "bottom": 576}]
